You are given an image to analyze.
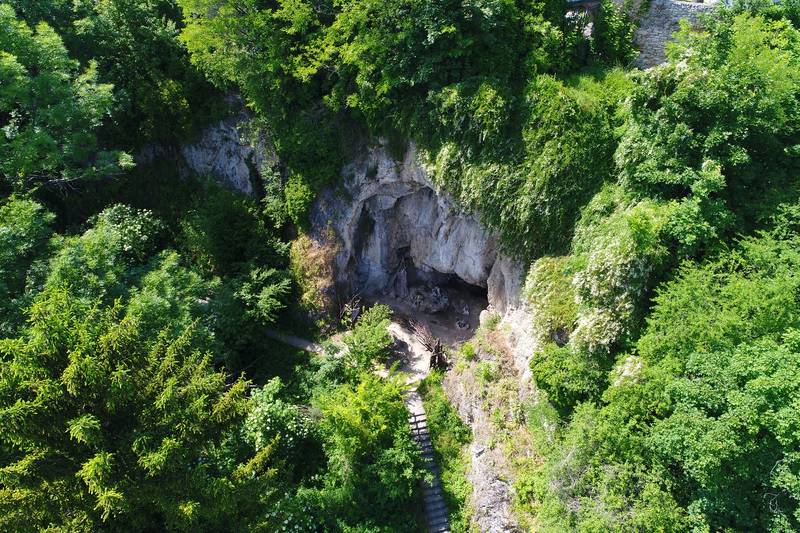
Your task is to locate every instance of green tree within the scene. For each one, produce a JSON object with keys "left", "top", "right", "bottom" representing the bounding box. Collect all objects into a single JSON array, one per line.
[
  {"left": 0, "top": 287, "right": 277, "bottom": 531},
  {"left": 5, "top": 0, "right": 223, "bottom": 147},
  {"left": 0, "top": 4, "right": 132, "bottom": 192},
  {"left": 314, "top": 372, "right": 425, "bottom": 529},
  {"left": 616, "top": 13, "right": 800, "bottom": 244},
  {"left": 45, "top": 204, "right": 165, "bottom": 303},
  {"left": 648, "top": 334, "right": 800, "bottom": 531},
  {"left": 342, "top": 304, "right": 393, "bottom": 374},
  {"left": 528, "top": 207, "right": 800, "bottom": 531},
  {"left": 0, "top": 197, "right": 54, "bottom": 336}
]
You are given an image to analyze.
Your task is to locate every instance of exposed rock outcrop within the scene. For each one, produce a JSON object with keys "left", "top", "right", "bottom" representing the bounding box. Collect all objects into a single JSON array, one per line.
[
  {"left": 446, "top": 371, "right": 519, "bottom": 533},
  {"left": 181, "top": 113, "right": 276, "bottom": 196},
  {"left": 632, "top": 0, "right": 720, "bottom": 68},
  {"left": 312, "top": 144, "right": 521, "bottom": 312},
  {"left": 311, "top": 142, "right": 539, "bottom": 377},
  {"left": 441, "top": 325, "right": 535, "bottom": 533},
  {"left": 136, "top": 108, "right": 277, "bottom": 197}
]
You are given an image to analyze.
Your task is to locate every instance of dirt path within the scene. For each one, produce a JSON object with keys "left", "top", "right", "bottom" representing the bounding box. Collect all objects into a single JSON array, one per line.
[
  {"left": 382, "top": 317, "right": 454, "bottom": 533},
  {"left": 264, "top": 328, "right": 323, "bottom": 353}
]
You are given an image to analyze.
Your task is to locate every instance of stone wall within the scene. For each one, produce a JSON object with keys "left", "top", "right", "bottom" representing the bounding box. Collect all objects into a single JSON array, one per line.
[{"left": 633, "top": 0, "right": 720, "bottom": 68}]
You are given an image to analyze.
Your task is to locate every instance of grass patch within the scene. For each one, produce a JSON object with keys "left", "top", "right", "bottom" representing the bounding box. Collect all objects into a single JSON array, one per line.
[{"left": 418, "top": 370, "right": 474, "bottom": 533}]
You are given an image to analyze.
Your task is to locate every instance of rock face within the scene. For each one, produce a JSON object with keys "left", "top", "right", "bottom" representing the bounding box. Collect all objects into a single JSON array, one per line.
[
  {"left": 136, "top": 108, "right": 277, "bottom": 197},
  {"left": 181, "top": 112, "right": 276, "bottom": 196},
  {"left": 446, "top": 373, "right": 519, "bottom": 533},
  {"left": 312, "top": 143, "right": 525, "bottom": 317},
  {"left": 632, "top": 0, "right": 720, "bottom": 68}
]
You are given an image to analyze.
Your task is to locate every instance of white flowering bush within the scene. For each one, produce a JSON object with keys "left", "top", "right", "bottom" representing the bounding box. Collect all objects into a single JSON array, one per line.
[
  {"left": 88, "top": 204, "right": 164, "bottom": 262},
  {"left": 243, "top": 378, "right": 315, "bottom": 460},
  {"left": 571, "top": 199, "right": 673, "bottom": 355},
  {"left": 45, "top": 204, "right": 164, "bottom": 301}
]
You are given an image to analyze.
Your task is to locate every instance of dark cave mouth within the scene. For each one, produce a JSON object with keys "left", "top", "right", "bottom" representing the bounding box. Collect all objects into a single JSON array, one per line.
[
  {"left": 376, "top": 249, "right": 488, "bottom": 335},
  {"left": 349, "top": 205, "right": 490, "bottom": 337}
]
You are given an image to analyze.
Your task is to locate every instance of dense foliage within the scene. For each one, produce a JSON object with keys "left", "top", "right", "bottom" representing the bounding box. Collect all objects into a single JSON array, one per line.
[
  {"left": 0, "top": 290, "right": 266, "bottom": 531},
  {"left": 178, "top": 0, "right": 636, "bottom": 224},
  {"left": 519, "top": 8, "right": 800, "bottom": 532},
  {"left": 0, "top": 5, "right": 132, "bottom": 192},
  {"left": 5, "top": 0, "right": 222, "bottom": 147},
  {"left": 0, "top": 193, "right": 424, "bottom": 530},
  {"left": 3, "top": 0, "right": 800, "bottom": 530},
  {"left": 527, "top": 213, "right": 800, "bottom": 531}
]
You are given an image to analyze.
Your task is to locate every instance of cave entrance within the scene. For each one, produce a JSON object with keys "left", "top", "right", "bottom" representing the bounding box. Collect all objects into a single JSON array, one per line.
[{"left": 375, "top": 248, "right": 489, "bottom": 346}]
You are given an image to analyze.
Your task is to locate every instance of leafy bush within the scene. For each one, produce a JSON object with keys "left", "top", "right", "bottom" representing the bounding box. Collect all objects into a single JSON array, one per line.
[
  {"left": 0, "top": 197, "right": 54, "bottom": 335},
  {"left": 243, "top": 377, "right": 318, "bottom": 470},
  {"left": 180, "top": 183, "right": 287, "bottom": 277},
  {"left": 126, "top": 250, "right": 218, "bottom": 341},
  {"left": 314, "top": 372, "right": 425, "bottom": 530},
  {"left": 284, "top": 174, "right": 315, "bottom": 229},
  {"left": 460, "top": 342, "right": 477, "bottom": 361},
  {"left": 530, "top": 343, "right": 605, "bottom": 413},
  {"left": 46, "top": 204, "right": 164, "bottom": 301},
  {"left": 590, "top": 0, "right": 639, "bottom": 65},
  {"left": 342, "top": 304, "right": 393, "bottom": 374},
  {"left": 571, "top": 197, "right": 673, "bottom": 355},
  {"left": 235, "top": 267, "right": 292, "bottom": 325},
  {"left": 525, "top": 255, "right": 581, "bottom": 345}
]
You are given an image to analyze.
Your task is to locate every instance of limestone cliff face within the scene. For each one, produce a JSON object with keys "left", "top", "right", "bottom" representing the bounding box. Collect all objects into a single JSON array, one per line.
[
  {"left": 312, "top": 144, "right": 519, "bottom": 309},
  {"left": 311, "top": 143, "right": 536, "bottom": 370},
  {"left": 311, "top": 142, "right": 538, "bottom": 532},
  {"left": 137, "top": 109, "right": 277, "bottom": 197}
]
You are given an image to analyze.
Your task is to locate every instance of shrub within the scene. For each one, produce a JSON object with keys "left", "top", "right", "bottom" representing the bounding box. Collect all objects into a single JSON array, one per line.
[
  {"left": 289, "top": 231, "right": 339, "bottom": 319},
  {"left": 571, "top": 198, "right": 674, "bottom": 355},
  {"left": 315, "top": 373, "right": 425, "bottom": 528},
  {"left": 46, "top": 204, "right": 164, "bottom": 301},
  {"left": 525, "top": 255, "right": 581, "bottom": 346},
  {"left": 530, "top": 343, "right": 605, "bottom": 414},
  {"left": 0, "top": 197, "right": 54, "bottom": 335},
  {"left": 591, "top": 0, "right": 639, "bottom": 65},
  {"left": 284, "top": 174, "right": 315, "bottom": 229},
  {"left": 459, "top": 342, "right": 476, "bottom": 361},
  {"left": 342, "top": 304, "right": 393, "bottom": 373},
  {"left": 243, "top": 377, "right": 318, "bottom": 466},
  {"left": 235, "top": 267, "right": 292, "bottom": 325},
  {"left": 180, "top": 183, "right": 286, "bottom": 276}
]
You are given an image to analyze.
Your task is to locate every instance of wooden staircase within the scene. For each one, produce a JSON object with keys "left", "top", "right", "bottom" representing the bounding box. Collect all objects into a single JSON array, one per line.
[{"left": 409, "top": 410, "right": 451, "bottom": 533}]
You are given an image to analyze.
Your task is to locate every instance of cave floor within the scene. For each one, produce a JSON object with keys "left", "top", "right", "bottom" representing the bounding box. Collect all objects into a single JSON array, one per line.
[{"left": 368, "top": 282, "right": 487, "bottom": 386}]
